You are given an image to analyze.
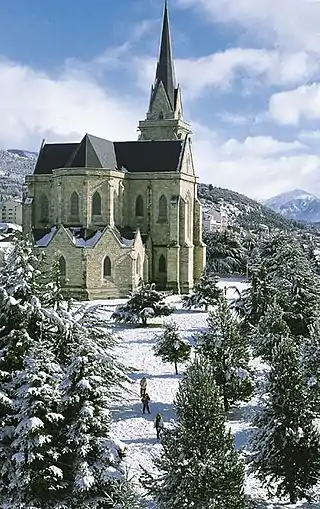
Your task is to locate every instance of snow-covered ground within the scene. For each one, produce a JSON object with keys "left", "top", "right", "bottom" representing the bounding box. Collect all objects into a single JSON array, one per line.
[{"left": 86, "top": 278, "right": 320, "bottom": 508}]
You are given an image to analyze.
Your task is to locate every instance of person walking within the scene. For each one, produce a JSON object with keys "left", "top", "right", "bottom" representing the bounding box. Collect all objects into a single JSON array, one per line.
[
  {"left": 142, "top": 392, "right": 151, "bottom": 414},
  {"left": 155, "top": 412, "right": 164, "bottom": 440},
  {"left": 140, "top": 377, "right": 147, "bottom": 398}
]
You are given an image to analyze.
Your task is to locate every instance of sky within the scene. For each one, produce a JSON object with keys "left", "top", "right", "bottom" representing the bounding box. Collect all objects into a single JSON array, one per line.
[{"left": 1, "top": 0, "right": 320, "bottom": 199}]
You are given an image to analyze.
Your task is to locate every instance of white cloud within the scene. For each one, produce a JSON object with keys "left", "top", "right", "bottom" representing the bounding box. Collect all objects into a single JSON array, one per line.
[
  {"left": 0, "top": 58, "right": 145, "bottom": 149},
  {"left": 0, "top": 53, "right": 319, "bottom": 201},
  {"left": 177, "top": 0, "right": 320, "bottom": 53},
  {"left": 269, "top": 83, "right": 320, "bottom": 125},
  {"left": 135, "top": 48, "right": 318, "bottom": 99}
]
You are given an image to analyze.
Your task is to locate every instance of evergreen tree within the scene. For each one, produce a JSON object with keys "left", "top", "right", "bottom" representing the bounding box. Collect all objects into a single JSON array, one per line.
[
  {"left": 203, "top": 229, "right": 246, "bottom": 275},
  {"left": 301, "top": 316, "right": 320, "bottom": 416},
  {"left": 251, "top": 301, "right": 291, "bottom": 362},
  {"left": 59, "top": 334, "right": 141, "bottom": 508},
  {"left": 111, "top": 281, "right": 173, "bottom": 326},
  {"left": 250, "top": 337, "right": 320, "bottom": 504},
  {"left": 182, "top": 271, "right": 223, "bottom": 311},
  {"left": 153, "top": 321, "right": 191, "bottom": 374},
  {"left": 197, "top": 297, "right": 253, "bottom": 411},
  {"left": 142, "top": 357, "right": 247, "bottom": 508},
  {"left": 6, "top": 347, "right": 64, "bottom": 508}
]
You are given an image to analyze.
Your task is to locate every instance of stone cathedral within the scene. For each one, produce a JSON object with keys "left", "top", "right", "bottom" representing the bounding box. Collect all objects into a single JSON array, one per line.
[{"left": 23, "top": 1, "right": 206, "bottom": 300}]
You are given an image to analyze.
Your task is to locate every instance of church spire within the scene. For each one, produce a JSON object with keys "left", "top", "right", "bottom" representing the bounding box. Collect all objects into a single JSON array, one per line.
[{"left": 152, "top": 0, "right": 176, "bottom": 110}]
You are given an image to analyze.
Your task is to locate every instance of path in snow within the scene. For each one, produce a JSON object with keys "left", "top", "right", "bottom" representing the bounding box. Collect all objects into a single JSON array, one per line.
[{"left": 91, "top": 278, "right": 319, "bottom": 508}]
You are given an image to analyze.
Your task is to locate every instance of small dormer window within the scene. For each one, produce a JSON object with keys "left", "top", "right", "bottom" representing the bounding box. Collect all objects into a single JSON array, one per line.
[{"left": 159, "top": 111, "right": 164, "bottom": 119}]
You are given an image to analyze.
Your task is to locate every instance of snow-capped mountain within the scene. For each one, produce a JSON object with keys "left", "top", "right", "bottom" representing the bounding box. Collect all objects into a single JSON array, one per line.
[
  {"left": 264, "top": 189, "right": 320, "bottom": 223},
  {"left": 0, "top": 148, "right": 37, "bottom": 200}
]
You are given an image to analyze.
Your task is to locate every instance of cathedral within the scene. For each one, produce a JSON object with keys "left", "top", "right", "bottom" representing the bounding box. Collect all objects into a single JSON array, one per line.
[{"left": 22, "top": 1, "right": 206, "bottom": 300}]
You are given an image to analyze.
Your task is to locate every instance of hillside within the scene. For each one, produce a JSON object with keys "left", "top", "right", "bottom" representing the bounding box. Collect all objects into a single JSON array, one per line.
[
  {"left": 198, "top": 184, "right": 306, "bottom": 231},
  {"left": 0, "top": 149, "right": 36, "bottom": 200}
]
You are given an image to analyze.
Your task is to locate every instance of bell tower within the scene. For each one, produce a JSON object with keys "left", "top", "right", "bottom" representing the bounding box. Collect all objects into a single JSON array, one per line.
[{"left": 138, "top": 0, "right": 192, "bottom": 141}]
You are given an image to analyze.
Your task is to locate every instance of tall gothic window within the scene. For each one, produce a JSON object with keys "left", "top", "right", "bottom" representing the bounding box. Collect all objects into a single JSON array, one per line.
[
  {"left": 136, "top": 254, "right": 141, "bottom": 275},
  {"left": 59, "top": 256, "right": 66, "bottom": 282},
  {"left": 40, "top": 194, "right": 49, "bottom": 222},
  {"left": 70, "top": 191, "right": 79, "bottom": 218},
  {"left": 159, "top": 254, "right": 166, "bottom": 274},
  {"left": 158, "top": 194, "right": 167, "bottom": 222},
  {"left": 92, "top": 191, "right": 101, "bottom": 216},
  {"left": 103, "top": 256, "right": 111, "bottom": 278},
  {"left": 135, "top": 195, "right": 144, "bottom": 217}
]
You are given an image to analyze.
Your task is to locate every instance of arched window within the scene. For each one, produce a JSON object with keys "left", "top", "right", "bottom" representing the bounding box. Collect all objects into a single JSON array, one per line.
[
  {"left": 159, "top": 254, "right": 166, "bottom": 274},
  {"left": 103, "top": 256, "right": 111, "bottom": 278},
  {"left": 40, "top": 194, "right": 49, "bottom": 222},
  {"left": 70, "top": 191, "right": 79, "bottom": 218},
  {"left": 135, "top": 195, "right": 144, "bottom": 217},
  {"left": 92, "top": 191, "right": 101, "bottom": 216},
  {"left": 158, "top": 194, "right": 167, "bottom": 222},
  {"left": 59, "top": 256, "right": 66, "bottom": 281},
  {"left": 159, "top": 111, "right": 164, "bottom": 119}
]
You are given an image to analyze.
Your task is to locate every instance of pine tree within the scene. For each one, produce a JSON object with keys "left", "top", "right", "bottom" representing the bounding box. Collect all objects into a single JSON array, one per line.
[
  {"left": 6, "top": 347, "right": 64, "bottom": 509},
  {"left": 251, "top": 300, "right": 291, "bottom": 362},
  {"left": 59, "top": 334, "right": 141, "bottom": 508},
  {"left": 142, "top": 357, "right": 247, "bottom": 508},
  {"left": 301, "top": 316, "right": 320, "bottom": 416},
  {"left": 182, "top": 271, "right": 223, "bottom": 311},
  {"left": 153, "top": 321, "right": 191, "bottom": 374},
  {"left": 111, "top": 281, "right": 173, "bottom": 326},
  {"left": 197, "top": 297, "right": 253, "bottom": 411},
  {"left": 250, "top": 337, "right": 320, "bottom": 504}
]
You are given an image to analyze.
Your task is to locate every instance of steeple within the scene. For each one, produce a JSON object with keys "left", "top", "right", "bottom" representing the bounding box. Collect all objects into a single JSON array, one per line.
[
  {"left": 138, "top": 0, "right": 192, "bottom": 141},
  {"left": 152, "top": 0, "right": 176, "bottom": 110}
]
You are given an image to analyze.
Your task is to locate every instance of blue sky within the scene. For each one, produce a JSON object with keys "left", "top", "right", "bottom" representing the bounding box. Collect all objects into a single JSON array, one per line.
[{"left": 1, "top": 0, "right": 320, "bottom": 199}]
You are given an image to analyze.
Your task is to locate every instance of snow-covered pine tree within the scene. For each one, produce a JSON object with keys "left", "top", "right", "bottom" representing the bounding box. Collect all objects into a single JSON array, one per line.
[
  {"left": 59, "top": 334, "right": 141, "bottom": 509},
  {"left": 0, "top": 238, "right": 45, "bottom": 503},
  {"left": 301, "top": 316, "right": 320, "bottom": 416},
  {"left": 153, "top": 321, "right": 191, "bottom": 374},
  {"left": 6, "top": 347, "right": 64, "bottom": 508},
  {"left": 197, "top": 296, "right": 253, "bottom": 411},
  {"left": 182, "top": 271, "right": 223, "bottom": 311},
  {"left": 142, "top": 357, "right": 247, "bottom": 509},
  {"left": 251, "top": 300, "right": 291, "bottom": 362},
  {"left": 250, "top": 336, "right": 320, "bottom": 504},
  {"left": 111, "top": 281, "right": 173, "bottom": 326}
]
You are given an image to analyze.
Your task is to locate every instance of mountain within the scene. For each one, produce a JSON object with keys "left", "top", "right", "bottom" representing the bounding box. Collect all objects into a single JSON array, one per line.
[
  {"left": 263, "top": 189, "right": 320, "bottom": 223},
  {"left": 198, "top": 184, "right": 306, "bottom": 232},
  {"left": 0, "top": 149, "right": 37, "bottom": 200}
]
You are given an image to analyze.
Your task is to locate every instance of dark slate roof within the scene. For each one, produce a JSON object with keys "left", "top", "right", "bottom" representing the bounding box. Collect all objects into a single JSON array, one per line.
[
  {"left": 114, "top": 140, "right": 183, "bottom": 172},
  {"left": 33, "top": 136, "right": 184, "bottom": 175},
  {"left": 34, "top": 143, "right": 78, "bottom": 175},
  {"left": 66, "top": 134, "right": 117, "bottom": 169}
]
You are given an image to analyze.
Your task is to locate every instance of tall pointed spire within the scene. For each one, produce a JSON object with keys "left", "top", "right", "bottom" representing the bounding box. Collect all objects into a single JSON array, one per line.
[{"left": 153, "top": 0, "right": 176, "bottom": 109}]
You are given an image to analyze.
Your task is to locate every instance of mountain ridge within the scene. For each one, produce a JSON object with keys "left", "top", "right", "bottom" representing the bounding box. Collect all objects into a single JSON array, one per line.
[{"left": 263, "top": 189, "right": 320, "bottom": 223}]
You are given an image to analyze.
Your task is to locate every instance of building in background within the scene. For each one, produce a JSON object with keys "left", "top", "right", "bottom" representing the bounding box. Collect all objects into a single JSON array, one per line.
[
  {"left": 0, "top": 199, "right": 22, "bottom": 225},
  {"left": 202, "top": 206, "right": 228, "bottom": 232}
]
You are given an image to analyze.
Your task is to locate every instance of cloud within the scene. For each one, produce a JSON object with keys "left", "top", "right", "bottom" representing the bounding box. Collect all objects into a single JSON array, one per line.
[
  {"left": 269, "top": 83, "right": 320, "bottom": 125},
  {"left": 176, "top": 0, "right": 320, "bottom": 53},
  {"left": 0, "top": 58, "right": 145, "bottom": 150},
  {"left": 135, "top": 49, "right": 318, "bottom": 99},
  {"left": 220, "top": 136, "right": 305, "bottom": 157}
]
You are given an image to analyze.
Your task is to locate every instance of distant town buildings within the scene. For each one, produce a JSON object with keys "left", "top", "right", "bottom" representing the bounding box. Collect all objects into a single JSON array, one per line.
[
  {"left": 202, "top": 206, "right": 228, "bottom": 232},
  {"left": 0, "top": 199, "right": 22, "bottom": 225}
]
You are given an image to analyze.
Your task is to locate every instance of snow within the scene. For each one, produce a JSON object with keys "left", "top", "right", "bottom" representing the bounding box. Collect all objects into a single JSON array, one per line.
[
  {"left": 78, "top": 277, "right": 320, "bottom": 507},
  {"left": 35, "top": 226, "right": 57, "bottom": 247},
  {"left": 69, "top": 228, "right": 104, "bottom": 247}
]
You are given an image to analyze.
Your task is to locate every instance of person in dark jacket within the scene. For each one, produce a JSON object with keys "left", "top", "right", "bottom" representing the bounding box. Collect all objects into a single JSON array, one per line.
[
  {"left": 140, "top": 377, "right": 147, "bottom": 398},
  {"left": 155, "top": 412, "right": 164, "bottom": 440},
  {"left": 142, "top": 392, "right": 151, "bottom": 414}
]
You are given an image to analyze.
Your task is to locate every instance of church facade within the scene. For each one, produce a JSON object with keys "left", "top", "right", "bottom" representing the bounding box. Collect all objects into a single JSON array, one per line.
[{"left": 22, "top": 1, "right": 206, "bottom": 300}]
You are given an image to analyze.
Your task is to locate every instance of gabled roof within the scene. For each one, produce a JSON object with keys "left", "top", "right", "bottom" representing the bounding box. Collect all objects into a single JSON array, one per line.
[{"left": 33, "top": 136, "right": 185, "bottom": 175}]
